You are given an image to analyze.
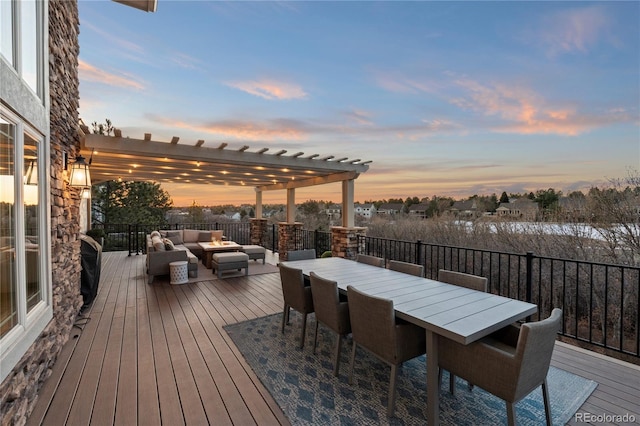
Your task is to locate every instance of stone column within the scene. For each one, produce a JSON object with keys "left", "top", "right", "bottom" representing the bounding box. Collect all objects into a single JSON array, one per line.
[
  {"left": 278, "top": 222, "right": 303, "bottom": 261},
  {"left": 331, "top": 226, "right": 367, "bottom": 260},
  {"left": 249, "top": 218, "right": 268, "bottom": 246}
]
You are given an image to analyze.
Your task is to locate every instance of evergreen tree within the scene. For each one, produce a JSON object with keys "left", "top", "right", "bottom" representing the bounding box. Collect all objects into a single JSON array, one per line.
[{"left": 92, "top": 181, "right": 172, "bottom": 226}]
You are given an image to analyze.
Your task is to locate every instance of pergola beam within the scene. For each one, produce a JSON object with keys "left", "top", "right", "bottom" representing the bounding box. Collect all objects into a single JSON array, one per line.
[
  {"left": 82, "top": 134, "right": 369, "bottom": 174},
  {"left": 256, "top": 171, "right": 358, "bottom": 191}
]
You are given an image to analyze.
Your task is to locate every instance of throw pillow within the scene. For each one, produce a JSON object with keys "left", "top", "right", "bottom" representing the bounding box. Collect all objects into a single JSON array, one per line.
[
  {"left": 167, "top": 235, "right": 182, "bottom": 245},
  {"left": 163, "top": 238, "right": 175, "bottom": 251},
  {"left": 198, "top": 231, "right": 212, "bottom": 242},
  {"left": 150, "top": 230, "right": 161, "bottom": 239},
  {"left": 151, "top": 235, "right": 165, "bottom": 251},
  {"left": 166, "top": 230, "right": 184, "bottom": 244}
]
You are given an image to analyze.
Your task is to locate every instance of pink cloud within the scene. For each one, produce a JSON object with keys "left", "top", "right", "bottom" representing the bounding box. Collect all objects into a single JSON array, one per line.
[
  {"left": 538, "top": 6, "right": 613, "bottom": 57},
  {"left": 150, "top": 116, "right": 307, "bottom": 141},
  {"left": 449, "top": 78, "right": 594, "bottom": 136},
  {"left": 78, "top": 60, "right": 145, "bottom": 90},
  {"left": 225, "top": 79, "right": 307, "bottom": 100}
]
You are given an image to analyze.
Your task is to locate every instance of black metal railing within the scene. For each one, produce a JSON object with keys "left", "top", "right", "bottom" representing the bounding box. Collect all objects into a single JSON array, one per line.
[
  {"left": 94, "top": 222, "right": 252, "bottom": 255},
  {"left": 297, "top": 229, "right": 332, "bottom": 256},
  {"left": 360, "top": 235, "right": 639, "bottom": 361},
  {"left": 92, "top": 223, "right": 639, "bottom": 361}
]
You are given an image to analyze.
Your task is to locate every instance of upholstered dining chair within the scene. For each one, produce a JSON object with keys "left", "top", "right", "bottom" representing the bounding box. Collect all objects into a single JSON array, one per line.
[
  {"left": 287, "top": 249, "right": 316, "bottom": 261},
  {"left": 279, "top": 264, "right": 314, "bottom": 349},
  {"left": 438, "top": 308, "right": 563, "bottom": 426},
  {"left": 356, "top": 254, "right": 385, "bottom": 267},
  {"left": 437, "top": 269, "right": 488, "bottom": 392},
  {"left": 310, "top": 272, "right": 351, "bottom": 376},
  {"left": 438, "top": 269, "right": 488, "bottom": 292},
  {"left": 388, "top": 260, "right": 424, "bottom": 277},
  {"left": 347, "top": 285, "right": 426, "bottom": 417}
]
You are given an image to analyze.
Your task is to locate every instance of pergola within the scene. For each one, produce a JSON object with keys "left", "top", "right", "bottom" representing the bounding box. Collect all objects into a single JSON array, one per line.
[{"left": 78, "top": 126, "right": 371, "bottom": 227}]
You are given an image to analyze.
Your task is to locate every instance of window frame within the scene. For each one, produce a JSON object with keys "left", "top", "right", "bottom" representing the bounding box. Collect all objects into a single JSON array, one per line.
[
  {"left": 0, "top": 0, "right": 44, "bottom": 100},
  {"left": 0, "top": 0, "right": 53, "bottom": 382},
  {"left": 0, "top": 94, "right": 51, "bottom": 384}
]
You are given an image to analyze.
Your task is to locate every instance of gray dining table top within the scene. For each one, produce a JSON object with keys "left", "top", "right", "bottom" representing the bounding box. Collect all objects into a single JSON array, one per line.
[{"left": 281, "top": 257, "right": 538, "bottom": 345}]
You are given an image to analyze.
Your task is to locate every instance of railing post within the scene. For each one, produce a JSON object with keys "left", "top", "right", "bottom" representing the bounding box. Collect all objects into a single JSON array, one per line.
[
  {"left": 135, "top": 224, "right": 140, "bottom": 255},
  {"left": 526, "top": 251, "right": 534, "bottom": 320},
  {"left": 272, "top": 223, "right": 277, "bottom": 252},
  {"left": 127, "top": 224, "right": 132, "bottom": 256},
  {"left": 416, "top": 239, "right": 422, "bottom": 265},
  {"left": 314, "top": 229, "right": 319, "bottom": 254}
]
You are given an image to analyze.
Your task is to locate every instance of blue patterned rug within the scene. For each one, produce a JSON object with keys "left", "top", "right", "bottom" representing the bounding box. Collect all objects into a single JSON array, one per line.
[{"left": 224, "top": 313, "right": 597, "bottom": 425}]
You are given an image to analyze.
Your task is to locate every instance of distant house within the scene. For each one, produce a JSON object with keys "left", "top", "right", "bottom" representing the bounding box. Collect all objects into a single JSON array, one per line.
[
  {"left": 496, "top": 198, "right": 538, "bottom": 220},
  {"left": 408, "top": 204, "right": 429, "bottom": 219},
  {"left": 447, "top": 200, "right": 479, "bottom": 218},
  {"left": 354, "top": 203, "right": 376, "bottom": 219},
  {"left": 323, "top": 203, "right": 342, "bottom": 221},
  {"left": 222, "top": 210, "right": 242, "bottom": 221},
  {"left": 377, "top": 203, "right": 405, "bottom": 217}
]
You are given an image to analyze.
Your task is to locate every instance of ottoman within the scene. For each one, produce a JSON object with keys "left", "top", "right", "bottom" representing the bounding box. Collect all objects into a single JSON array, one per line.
[
  {"left": 241, "top": 245, "right": 266, "bottom": 264},
  {"left": 212, "top": 252, "right": 249, "bottom": 279}
]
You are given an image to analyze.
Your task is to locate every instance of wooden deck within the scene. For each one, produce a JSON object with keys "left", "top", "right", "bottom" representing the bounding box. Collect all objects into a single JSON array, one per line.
[{"left": 27, "top": 251, "right": 640, "bottom": 425}]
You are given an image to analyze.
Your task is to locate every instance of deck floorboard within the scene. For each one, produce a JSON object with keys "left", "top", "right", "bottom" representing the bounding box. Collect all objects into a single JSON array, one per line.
[{"left": 27, "top": 251, "right": 639, "bottom": 426}]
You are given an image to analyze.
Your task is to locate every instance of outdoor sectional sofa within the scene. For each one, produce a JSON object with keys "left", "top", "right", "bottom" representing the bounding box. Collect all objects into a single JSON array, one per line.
[{"left": 145, "top": 229, "right": 223, "bottom": 283}]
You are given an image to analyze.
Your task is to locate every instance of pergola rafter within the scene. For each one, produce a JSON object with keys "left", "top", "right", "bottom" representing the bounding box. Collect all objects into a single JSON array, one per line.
[{"left": 79, "top": 127, "right": 371, "bottom": 227}]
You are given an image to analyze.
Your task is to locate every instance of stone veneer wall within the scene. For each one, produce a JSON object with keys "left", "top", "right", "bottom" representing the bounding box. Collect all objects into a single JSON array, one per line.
[
  {"left": 0, "top": 1, "right": 83, "bottom": 424},
  {"left": 330, "top": 226, "right": 367, "bottom": 260},
  {"left": 249, "top": 218, "right": 268, "bottom": 246},
  {"left": 278, "top": 222, "right": 303, "bottom": 261}
]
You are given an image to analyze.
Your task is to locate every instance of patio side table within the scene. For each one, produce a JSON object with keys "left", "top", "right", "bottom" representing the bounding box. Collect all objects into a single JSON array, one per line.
[{"left": 169, "top": 260, "right": 189, "bottom": 285}]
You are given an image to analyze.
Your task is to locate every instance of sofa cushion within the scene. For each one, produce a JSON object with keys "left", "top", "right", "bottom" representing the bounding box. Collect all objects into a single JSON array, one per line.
[
  {"left": 174, "top": 246, "right": 198, "bottom": 264},
  {"left": 165, "top": 230, "right": 184, "bottom": 245},
  {"left": 198, "top": 231, "right": 212, "bottom": 242},
  {"left": 151, "top": 235, "right": 165, "bottom": 251},
  {"left": 211, "top": 230, "right": 224, "bottom": 241},
  {"left": 212, "top": 252, "right": 249, "bottom": 263},
  {"left": 183, "top": 229, "right": 201, "bottom": 243}
]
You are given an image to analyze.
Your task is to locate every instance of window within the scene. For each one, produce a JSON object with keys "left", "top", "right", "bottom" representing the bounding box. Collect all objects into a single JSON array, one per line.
[
  {"left": 0, "top": 120, "right": 17, "bottom": 336},
  {"left": 0, "top": 0, "right": 42, "bottom": 98},
  {"left": 0, "top": 0, "right": 13, "bottom": 65},
  {"left": 0, "top": 115, "right": 45, "bottom": 337},
  {"left": 0, "top": 111, "right": 50, "bottom": 382},
  {"left": 21, "top": 0, "right": 39, "bottom": 94},
  {"left": 24, "top": 132, "right": 42, "bottom": 312}
]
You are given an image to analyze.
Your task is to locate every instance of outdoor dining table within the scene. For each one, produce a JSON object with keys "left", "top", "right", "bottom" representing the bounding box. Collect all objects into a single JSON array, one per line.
[{"left": 280, "top": 256, "right": 538, "bottom": 425}]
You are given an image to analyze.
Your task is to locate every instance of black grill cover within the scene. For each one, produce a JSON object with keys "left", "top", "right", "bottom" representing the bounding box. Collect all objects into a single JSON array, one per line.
[{"left": 80, "top": 234, "right": 102, "bottom": 309}]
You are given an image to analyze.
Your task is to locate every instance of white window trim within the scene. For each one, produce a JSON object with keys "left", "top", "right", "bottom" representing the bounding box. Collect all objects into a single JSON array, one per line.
[
  {"left": 0, "top": 105, "right": 52, "bottom": 385},
  {"left": 0, "top": 1, "right": 53, "bottom": 382}
]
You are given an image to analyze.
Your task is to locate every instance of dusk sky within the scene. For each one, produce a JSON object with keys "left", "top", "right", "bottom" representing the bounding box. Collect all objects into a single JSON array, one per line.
[{"left": 77, "top": 1, "right": 639, "bottom": 207}]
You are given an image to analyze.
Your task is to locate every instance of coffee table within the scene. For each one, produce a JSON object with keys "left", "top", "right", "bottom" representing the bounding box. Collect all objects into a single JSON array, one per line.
[{"left": 198, "top": 241, "right": 242, "bottom": 269}]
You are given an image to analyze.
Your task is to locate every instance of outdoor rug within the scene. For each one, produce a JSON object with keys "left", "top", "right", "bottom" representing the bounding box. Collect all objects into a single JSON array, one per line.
[
  {"left": 224, "top": 313, "right": 597, "bottom": 426},
  {"left": 152, "top": 260, "right": 279, "bottom": 284}
]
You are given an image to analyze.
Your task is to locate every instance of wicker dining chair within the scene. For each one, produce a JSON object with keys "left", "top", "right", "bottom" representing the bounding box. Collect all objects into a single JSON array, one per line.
[
  {"left": 347, "top": 285, "right": 426, "bottom": 417},
  {"left": 279, "top": 263, "right": 314, "bottom": 349},
  {"left": 287, "top": 249, "right": 317, "bottom": 261},
  {"left": 388, "top": 260, "right": 424, "bottom": 277},
  {"left": 437, "top": 269, "right": 488, "bottom": 393},
  {"left": 438, "top": 269, "right": 488, "bottom": 292},
  {"left": 310, "top": 272, "right": 351, "bottom": 376},
  {"left": 356, "top": 254, "right": 385, "bottom": 267},
  {"left": 438, "top": 309, "right": 563, "bottom": 426}
]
